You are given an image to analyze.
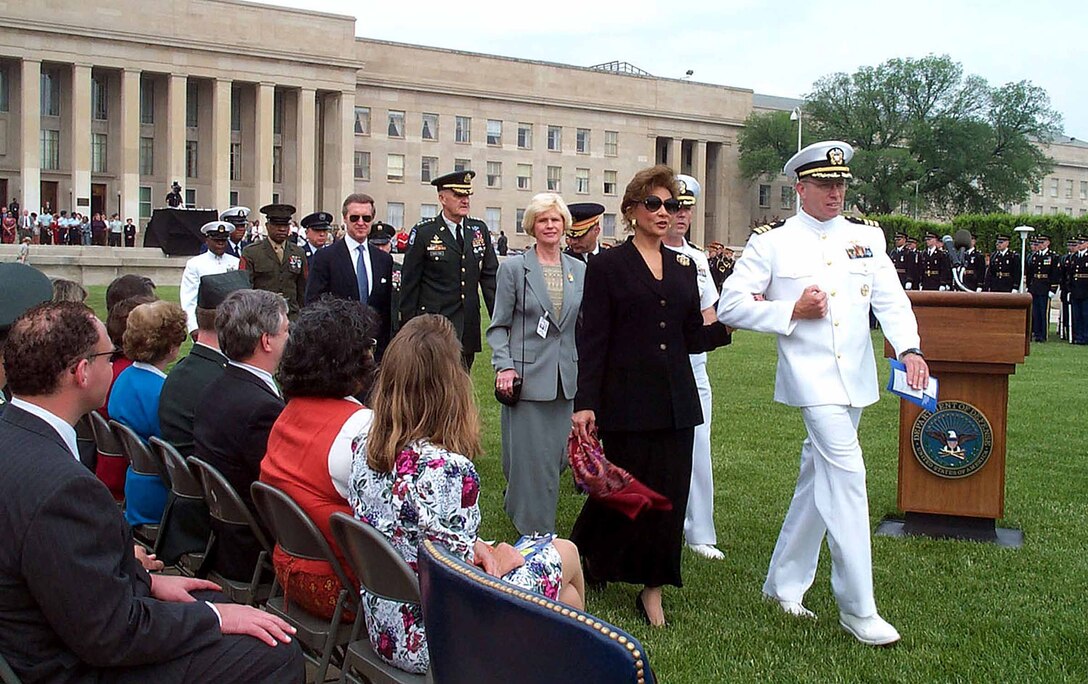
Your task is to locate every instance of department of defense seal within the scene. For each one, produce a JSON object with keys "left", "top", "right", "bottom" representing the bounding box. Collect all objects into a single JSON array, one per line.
[{"left": 910, "top": 401, "right": 994, "bottom": 479}]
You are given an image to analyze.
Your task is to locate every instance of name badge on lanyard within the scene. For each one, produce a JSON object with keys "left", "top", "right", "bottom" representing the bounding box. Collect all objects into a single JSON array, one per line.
[{"left": 536, "top": 315, "right": 550, "bottom": 339}]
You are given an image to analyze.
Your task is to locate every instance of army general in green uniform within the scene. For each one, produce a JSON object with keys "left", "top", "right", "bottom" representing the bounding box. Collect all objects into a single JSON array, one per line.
[
  {"left": 399, "top": 170, "right": 498, "bottom": 368},
  {"left": 240, "top": 203, "right": 308, "bottom": 320}
]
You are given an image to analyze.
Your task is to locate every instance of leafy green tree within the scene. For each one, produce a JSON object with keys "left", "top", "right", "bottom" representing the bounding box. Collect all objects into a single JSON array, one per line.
[{"left": 737, "top": 110, "right": 807, "bottom": 182}]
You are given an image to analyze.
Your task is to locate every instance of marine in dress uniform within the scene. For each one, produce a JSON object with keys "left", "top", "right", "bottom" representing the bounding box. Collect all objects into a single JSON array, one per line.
[
  {"left": 1069, "top": 235, "right": 1088, "bottom": 345},
  {"left": 1026, "top": 234, "right": 1060, "bottom": 341},
  {"left": 917, "top": 231, "right": 952, "bottom": 291},
  {"left": 179, "top": 221, "right": 241, "bottom": 337},
  {"left": 240, "top": 204, "right": 308, "bottom": 321},
  {"left": 888, "top": 231, "right": 914, "bottom": 289},
  {"left": 984, "top": 235, "right": 1021, "bottom": 292},
  {"left": 399, "top": 170, "right": 498, "bottom": 369},
  {"left": 961, "top": 234, "right": 986, "bottom": 292},
  {"left": 1059, "top": 238, "right": 1077, "bottom": 341},
  {"left": 564, "top": 203, "right": 605, "bottom": 263},
  {"left": 220, "top": 206, "right": 251, "bottom": 258},
  {"left": 299, "top": 211, "right": 333, "bottom": 263},
  {"left": 717, "top": 140, "right": 927, "bottom": 647}
]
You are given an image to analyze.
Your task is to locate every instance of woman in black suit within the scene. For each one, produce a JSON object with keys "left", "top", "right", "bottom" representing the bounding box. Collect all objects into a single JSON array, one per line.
[{"left": 570, "top": 165, "right": 730, "bottom": 627}]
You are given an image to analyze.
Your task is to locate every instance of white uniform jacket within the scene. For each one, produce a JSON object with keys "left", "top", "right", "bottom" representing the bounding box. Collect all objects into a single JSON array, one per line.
[
  {"left": 717, "top": 211, "right": 919, "bottom": 408},
  {"left": 179, "top": 251, "right": 240, "bottom": 333}
]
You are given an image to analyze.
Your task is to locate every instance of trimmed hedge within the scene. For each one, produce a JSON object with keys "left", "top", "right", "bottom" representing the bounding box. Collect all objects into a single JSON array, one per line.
[{"left": 870, "top": 213, "right": 1088, "bottom": 251}]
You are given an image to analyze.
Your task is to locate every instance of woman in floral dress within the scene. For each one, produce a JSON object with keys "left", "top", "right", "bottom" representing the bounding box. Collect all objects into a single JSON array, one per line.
[{"left": 349, "top": 314, "right": 586, "bottom": 675}]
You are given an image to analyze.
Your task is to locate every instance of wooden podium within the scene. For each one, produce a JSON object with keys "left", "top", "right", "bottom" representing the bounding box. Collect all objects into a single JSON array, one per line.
[{"left": 879, "top": 292, "right": 1031, "bottom": 546}]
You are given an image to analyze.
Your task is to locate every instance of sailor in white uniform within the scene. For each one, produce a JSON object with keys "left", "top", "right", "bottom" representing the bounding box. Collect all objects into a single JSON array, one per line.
[{"left": 180, "top": 220, "right": 241, "bottom": 338}]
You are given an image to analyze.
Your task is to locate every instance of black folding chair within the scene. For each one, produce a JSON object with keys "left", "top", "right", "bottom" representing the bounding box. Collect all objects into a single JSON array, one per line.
[
  {"left": 187, "top": 457, "right": 273, "bottom": 606},
  {"left": 328, "top": 512, "right": 431, "bottom": 684},
  {"left": 87, "top": 409, "right": 126, "bottom": 501},
  {"left": 109, "top": 419, "right": 167, "bottom": 550},
  {"left": 251, "top": 482, "right": 356, "bottom": 684},
  {"left": 148, "top": 437, "right": 210, "bottom": 574},
  {"left": 0, "top": 652, "right": 23, "bottom": 684},
  {"left": 74, "top": 413, "right": 97, "bottom": 472}
]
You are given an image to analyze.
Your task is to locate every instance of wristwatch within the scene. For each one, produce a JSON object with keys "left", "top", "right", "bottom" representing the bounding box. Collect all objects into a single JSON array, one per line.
[{"left": 899, "top": 348, "right": 924, "bottom": 360}]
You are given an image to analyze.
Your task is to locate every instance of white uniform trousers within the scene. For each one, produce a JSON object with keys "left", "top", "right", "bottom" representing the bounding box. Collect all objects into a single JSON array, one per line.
[
  {"left": 762, "top": 404, "right": 877, "bottom": 618},
  {"left": 683, "top": 356, "right": 717, "bottom": 546}
]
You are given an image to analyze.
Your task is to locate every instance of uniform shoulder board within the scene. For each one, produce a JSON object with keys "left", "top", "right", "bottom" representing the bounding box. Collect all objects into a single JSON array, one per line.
[
  {"left": 845, "top": 215, "right": 881, "bottom": 228},
  {"left": 751, "top": 219, "right": 785, "bottom": 236}
]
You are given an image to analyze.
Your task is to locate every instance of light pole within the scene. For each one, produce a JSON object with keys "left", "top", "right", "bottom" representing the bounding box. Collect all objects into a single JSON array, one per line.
[
  {"left": 913, "top": 180, "right": 920, "bottom": 220},
  {"left": 790, "top": 107, "right": 802, "bottom": 210},
  {"left": 1014, "top": 225, "right": 1035, "bottom": 293}
]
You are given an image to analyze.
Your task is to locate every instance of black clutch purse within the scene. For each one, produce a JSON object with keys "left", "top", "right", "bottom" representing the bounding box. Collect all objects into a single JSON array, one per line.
[{"left": 494, "top": 377, "right": 523, "bottom": 406}]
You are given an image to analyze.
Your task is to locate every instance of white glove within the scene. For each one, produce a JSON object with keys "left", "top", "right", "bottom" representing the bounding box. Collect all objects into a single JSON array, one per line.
[
  {"left": 1048, "top": 291, "right": 1056, "bottom": 299},
  {"left": 905, "top": 283, "right": 913, "bottom": 290},
  {"left": 976, "top": 288, "right": 983, "bottom": 293},
  {"left": 939, "top": 285, "right": 948, "bottom": 291}
]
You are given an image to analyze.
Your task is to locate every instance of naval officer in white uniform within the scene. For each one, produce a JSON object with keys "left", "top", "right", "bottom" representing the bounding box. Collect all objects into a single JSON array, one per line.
[
  {"left": 716, "top": 141, "right": 929, "bottom": 646},
  {"left": 180, "top": 221, "right": 241, "bottom": 339}
]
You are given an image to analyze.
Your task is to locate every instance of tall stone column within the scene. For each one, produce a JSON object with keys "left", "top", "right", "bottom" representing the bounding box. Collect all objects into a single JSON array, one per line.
[
  {"left": 295, "top": 87, "right": 316, "bottom": 217},
  {"left": 669, "top": 138, "right": 683, "bottom": 171},
  {"left": 166, "top": 73, "right": 187, "bottom": 194},
  {"left": 253, "top": 81, "right": 275, "bottom": 206},
  {"left": 19, "top": 58, "right": 42, "bottom": 214},
  {"left": 210, "top": 78, "right": 232, "bottom": 211},
  {"left": 691, "top": 140, "right": 707, "bottom": 245},
  {"left": 321, "top": 88, "right": 355, "bottom": 211},
  {"left": 119, "top": 68, "right": 141, "bottom": 222},
  {"left": 70, "top": 63, "right": 92, "bottom": 214}
]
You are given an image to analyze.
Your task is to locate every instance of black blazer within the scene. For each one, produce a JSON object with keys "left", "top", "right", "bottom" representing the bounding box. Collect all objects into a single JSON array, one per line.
[
  {"left": 193, "top": 364, "right": 284, "bottom": 580},
  {"left": 304, "top": 238, "right": 394, "bottom": 356},
  {"left": 574, "top": 240, "right": 731, "bottom": 432},
  {"left": 0, "top": 405, "right": 220, "bottom": 683},
  {"left": 159, "top": 344, "right": 228, "bottom": 457}
]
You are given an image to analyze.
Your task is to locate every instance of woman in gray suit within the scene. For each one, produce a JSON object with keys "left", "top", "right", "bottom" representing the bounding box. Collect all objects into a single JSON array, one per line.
[{"left": 488, "top": 193, "right": 585, "bottom": 535}]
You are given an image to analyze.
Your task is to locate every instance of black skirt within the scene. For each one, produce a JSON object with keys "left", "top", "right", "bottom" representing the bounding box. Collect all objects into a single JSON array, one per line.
[{"left": 570, "top": 427, "right": 694, "bottom": 588}]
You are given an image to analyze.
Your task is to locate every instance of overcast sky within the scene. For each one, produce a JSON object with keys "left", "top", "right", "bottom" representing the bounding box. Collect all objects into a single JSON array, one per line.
[{"left": 264, "top": 0, "right": 1087, "bottom": 139}]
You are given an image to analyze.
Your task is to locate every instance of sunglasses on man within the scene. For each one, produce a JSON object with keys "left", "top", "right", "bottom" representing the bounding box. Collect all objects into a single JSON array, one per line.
[{"left": 348, "top": 214, "right": 374, "bottom": 224}]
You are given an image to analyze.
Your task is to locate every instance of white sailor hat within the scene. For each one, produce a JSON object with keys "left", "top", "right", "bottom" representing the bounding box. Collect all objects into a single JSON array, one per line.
[
  {"left": 784, "top": 140, "right": 854, "bottom": 180},
  {"left": 676, "top": 174, "right": 701, "bottom": 206},
  {"left": 200, "top": 221, "right": 233, "bottom": 239},
  {"left": 219, "top": 206, "right": 250, "bottom": 226}
]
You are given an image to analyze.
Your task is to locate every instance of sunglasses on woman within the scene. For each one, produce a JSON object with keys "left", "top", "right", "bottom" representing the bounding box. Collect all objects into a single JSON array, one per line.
[{"left": 641, "top": 196, "right": 681, "bottom": 214}]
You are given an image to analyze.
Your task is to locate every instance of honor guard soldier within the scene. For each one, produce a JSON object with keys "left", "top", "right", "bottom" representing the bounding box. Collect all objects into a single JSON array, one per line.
[
  {"left": 718, "top": 140, "right": 927, "bottom": 647},
  {"left": 1059, "top": 238, "right": 1078, "bottom": 341},
  {"left": 1069, "top": 235, "right": 1088, "bottom": 345},
  {"left": 180, "top": 220, "right": 240, "bottom": 339},
  {"left": 565, "top": 202, "right": 605, "bottom": 262},
  {"left": 707, "top": 242, "right": 734, "bottom": 291},
  {"left": 399, "top": 170, "right": 498, "bottom": 369},
  {"left": 984, "top": 234, "right": 1020, "bottom": 292},
  {"left": 918, "top": 231, "right": 952, "bottom": 291},
  {"left": 962, "top": 233, "right": 985, "bottom": 292},
  {"left": 299, "top": 211, "right": 333, "bottom": 262},
  {"left": 888, "top": 231, "right": 914, "bottom": 289},
  {"left": 240, "top": 204, "right": 308, "bottom": 321},
  {"left": 1026, "top": 234, "right": 1060, "bottom": 341},
  {"left": 220, "top": 206, "right": 250, "bottom": 257}
]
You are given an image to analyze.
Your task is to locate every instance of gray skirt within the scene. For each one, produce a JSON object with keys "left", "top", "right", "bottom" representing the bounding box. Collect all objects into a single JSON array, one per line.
[{"left": 500, "top": 397, "right": 573, "bottom": 535}]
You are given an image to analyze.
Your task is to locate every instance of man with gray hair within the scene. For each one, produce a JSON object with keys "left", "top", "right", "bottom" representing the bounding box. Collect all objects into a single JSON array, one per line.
[{"left": 193, "top": 289, "right": 288, "bottom": 582}]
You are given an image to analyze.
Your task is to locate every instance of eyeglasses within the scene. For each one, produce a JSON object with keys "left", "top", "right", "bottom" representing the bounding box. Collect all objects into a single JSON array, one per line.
[
  {"left": 86, "top": 347, "right": 119, "bottom": 361},
  {"left": 640, "top": 197, "right": 681, "bottom": 214},
  {"left": 348, "top": 214, "right": 374, "bottom": 224}
]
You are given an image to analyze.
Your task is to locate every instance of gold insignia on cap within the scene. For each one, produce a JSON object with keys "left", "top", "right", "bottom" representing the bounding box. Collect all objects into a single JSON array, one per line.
[
  {"left": 463, "top": 173, "right": 472, "bottom": 184},
  {"left": 829, "top": 148, "right": 845, "bottom": 166},
  {"left": 676, "top": 254, "right": 691, "bottom": 267},
  {"left": 678, "top": 179, "right": 687, "bottom": 195},
  {"left": 861, "top": 284, "right": 870, "bottom": 297}
]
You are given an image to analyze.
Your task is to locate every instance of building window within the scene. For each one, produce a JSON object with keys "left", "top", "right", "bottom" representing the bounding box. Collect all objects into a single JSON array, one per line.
[
  {"left": 604, "top": 130, "right": 618, "bottom": 157},
  {"left": 422, "top": 113, "right": 438, "bottom": 140},
  {"left": 517, "top": 122, "right": 532, "bottom": 149},
  {"left": 487, "top": 119, "right": 502, "bottom": 146},
  {"left": 486, "top": 207, "right": 501, "bottom": 233},
  {"left": 139, "top": 186, "right": 152, "bottom": 220},
  {"left": 421, "top": 156, "right": 438, "bottom": 183},
  {"left": 387, "top": 202, "right": 404, "bottom": 229},
  {"left": 92, "top": 76, "right": 108, "bottom": 121},
  {"left": 354, "top": 151, "right": 370, "bottom": 181},
  {"left": 140, "top": 79, "right": 154, "bottom": 124},
  {"left": 603, "top": 170, "right": 617, "bottom": 195},
  {"left": 387, "top": 153, "right": 404, "bottom": 182},
  {"left": 1033, "top": 205, "right": 1043, "bottom": 215},
  {"left": 229, "top": 142, "right": 241, "bottom": 181},
  {"left": 1081, "top": 181, "right": 1087, "bottom": 200},
  {"left": 602, "top": 213, "right": 616, "bottom": 238},
  {"left": 486, "top": 161, "right": 502, "bottom": 189},
  {"left": 516, "top": 164, "right": 532, "bottom": 191},
  {"left": 229, "top": 191, "right": 239, "bottom": 206},
  {"left": 516, "top": 209, "right": 526, "bottom": 234},
  {"left": 91, "top": 133, "right": 107, "bottom": 173},
  {"left": 576, "top": 168, "right": 590, "bottom": 194},
  {"left": 455, "top": 116, "right": 471, "bottom": 143},
  {"left": 272, "top": 145, "right": 283, "bottom": 183},
  {"left": 576, "top": 128, "right": 590, "bottom": 154},
  {"left": 1049, "top": 178, "right": 1058, "bottom": 197},
  {"left": 186, "top": 82, "right": 199, "bottom": 128},
  {"left": 273, "top": 90, "right": 285, "bottom": 135},
  {"left": 1065, "top": 179, "right": 1074, "bottom": 199},
  {"left": 759, "top": 184, "right": 771, "bottom": 208},
  {"left": 1064, "top": 206, "right": 1073, "bottom": 216},
  {"left": 230, "top": 90, "right": 241, "bottom": 132},
  {"left": 139, "top": 137, "right": 154, "bottom": 176},
  {"left": 185, "top": 140, "right": 199, "bottom": 178},
  {"left": 354, "top": 106, "right": 370, "bottom": 135},
  {"left": 40, "top": 129, "right": 59, "bottom": 170},
  {"left": 185, "top": 189, "right": 196, "bottom": 207},
  {"left": 40, "top": 69, "right": 60, "bottom": 117},
  {"left": 420, "top": 204, "right": 438, "bottom": 220},
  {"left": 780, "top": 186, "right": 794, "bottom": 210},
  {"left": 387, "top": 110, "right": 405, "bottom": 138},
  {"left": 454, "top": 158, "right": 471, "bottom": 173},
  {"left": 0, "top": 66, "right": 8, "bottom": 112},
  {"left": 547, "top": 166, "right": 562, "bottom": 192},
  {"left": 547, "top": 126, "right": 561, "bottom": 151}
]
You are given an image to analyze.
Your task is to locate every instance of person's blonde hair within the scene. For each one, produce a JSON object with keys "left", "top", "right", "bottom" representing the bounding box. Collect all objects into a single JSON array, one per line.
[
  {"left": 366, "top": 314, "right": 480, "bottom": 472},
  {"left": 122, "top": 300, "right": 187, "bottom": 364},
  {"left": 521, "top": 192, "right": 572, "bottom": 237}
]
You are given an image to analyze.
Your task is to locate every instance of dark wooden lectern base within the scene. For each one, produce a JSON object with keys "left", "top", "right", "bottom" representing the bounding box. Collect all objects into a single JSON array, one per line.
[{"left": 875, "top": 513, "right": 1024, "bottom": 548}]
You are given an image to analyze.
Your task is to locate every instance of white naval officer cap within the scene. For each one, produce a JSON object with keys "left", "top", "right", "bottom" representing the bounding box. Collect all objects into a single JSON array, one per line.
[
  {"left": 784, "top": 140, "right": 854, "bottom": 180},
  {"left": 200, "top": 220, "right": 233, "bottom": 239},
  {"left": 675, "top": 174, "right": 701, "bottom": 206},
  {"left": 219, "top": 206, "right": 250, "bottom": 226}
]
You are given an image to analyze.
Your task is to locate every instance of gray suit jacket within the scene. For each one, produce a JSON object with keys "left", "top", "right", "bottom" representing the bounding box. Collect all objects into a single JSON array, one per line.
[{"left": 487, "top": 247, "right": 585, "bottom": 402}]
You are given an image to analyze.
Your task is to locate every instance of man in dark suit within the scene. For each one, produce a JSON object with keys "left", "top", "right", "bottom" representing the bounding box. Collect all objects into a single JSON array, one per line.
[
  {"left": 193, "top": 289, "right": 288, "bottom": 582},
  {"left": 240, "top": 204, "right": 308, "bottom": 321},
  {"left": 0, "top": 301, "right": 301, "bottom": 683},
  {"left": 399, "top": 170, "right": 498, "bottom": 368},
  {"left": 564, "top": 202, "right": 605, "bottom": 263},
  {"left": 304, "top": 193, "right": 394, "bottom": 357}
]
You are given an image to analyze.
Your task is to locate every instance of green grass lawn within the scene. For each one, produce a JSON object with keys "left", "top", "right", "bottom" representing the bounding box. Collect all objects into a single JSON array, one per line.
[{"left": 90, "top": 286, "right": 1088, "bottom": 682}]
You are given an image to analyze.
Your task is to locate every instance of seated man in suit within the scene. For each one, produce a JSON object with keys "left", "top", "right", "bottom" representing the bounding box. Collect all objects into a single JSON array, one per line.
[
  {"left": 193, "top": 289, "right": 288, "bottom": 581},
  {"left": 304, "top": 193, "right": 393, "bottom": 357},
  {"left": 0, "top": 301, "right": 302, "bottom": 684}
]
